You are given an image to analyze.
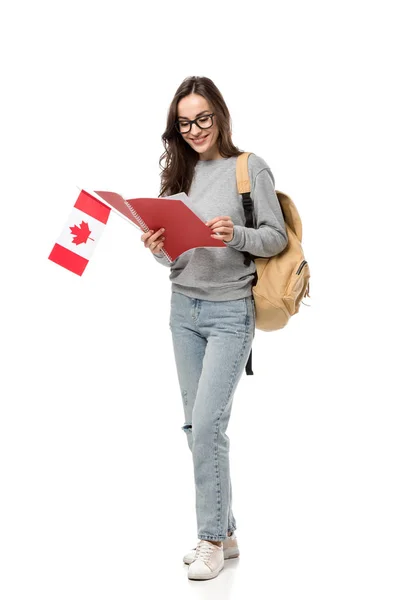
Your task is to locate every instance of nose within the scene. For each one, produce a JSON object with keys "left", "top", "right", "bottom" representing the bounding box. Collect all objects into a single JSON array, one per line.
[{"left": 191, "top": 122, "right": 203, "bottom": 135}]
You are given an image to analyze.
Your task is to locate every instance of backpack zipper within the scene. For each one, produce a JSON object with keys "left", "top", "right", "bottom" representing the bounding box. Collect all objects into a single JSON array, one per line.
[{"left": 296, "top": 260, "right": 307, "bottom": 275}]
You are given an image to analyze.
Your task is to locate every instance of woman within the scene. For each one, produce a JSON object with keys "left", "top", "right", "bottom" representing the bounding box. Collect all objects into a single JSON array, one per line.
[{"left": 141, "top": 76, "right": 288, "bottom": 581}]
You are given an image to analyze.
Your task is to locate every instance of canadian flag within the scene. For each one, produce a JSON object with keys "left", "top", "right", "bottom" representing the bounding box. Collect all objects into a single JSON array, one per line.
[{"left": 48, "top": 189, "right": 111, "bottom": 276}]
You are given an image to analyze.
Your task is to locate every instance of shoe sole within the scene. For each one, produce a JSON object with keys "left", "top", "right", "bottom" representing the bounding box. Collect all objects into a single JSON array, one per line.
[{"left": 188, "top": 561, "right": 225, "bottom": 580}]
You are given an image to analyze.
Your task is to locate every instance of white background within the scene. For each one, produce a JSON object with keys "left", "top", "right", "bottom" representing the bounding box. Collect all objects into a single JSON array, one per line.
[{"left": 1, "top": 1, "right": 399, "bottom": 598}]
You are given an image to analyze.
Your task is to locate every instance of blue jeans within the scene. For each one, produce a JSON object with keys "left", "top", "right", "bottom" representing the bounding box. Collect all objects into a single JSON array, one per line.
[{"left": 169, "top": 291, "right": 256, "bottom": 541}]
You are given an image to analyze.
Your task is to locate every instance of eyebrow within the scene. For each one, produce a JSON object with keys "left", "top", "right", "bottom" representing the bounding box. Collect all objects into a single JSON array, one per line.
[{"left": 177, "top": 110, "right": 209, "bottom": 120}]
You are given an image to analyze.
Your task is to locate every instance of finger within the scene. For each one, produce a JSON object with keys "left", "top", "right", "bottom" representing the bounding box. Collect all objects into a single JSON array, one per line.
[
  {"left": 216, "top": 217, "right": 232, "bottom": 224},
  {"left": 147, "top": 238, "right": 160, "bottom": 249},
  {"left": 144, "top": 228, "right": 164, "bottom": 246},
  {"left": 211, "top": 219, "right": 233, "bottom": 230},
  {"left": 142, "top": 229, "right": 154, "bottom": 242},
  {"left": 208, "top": 216, "right": 231, "bottom": 224},
  {"left": 151, "top": 227, "right": 164, "bottom": 242},
  {"left": 148, "top": 236, "right": 165, "bottom": 251},
  {"left": 212, "top": 227, "right": 233, "bottom": 235},
  {"left": 151, "top": 240, "right": 164, "bottom": 253}
]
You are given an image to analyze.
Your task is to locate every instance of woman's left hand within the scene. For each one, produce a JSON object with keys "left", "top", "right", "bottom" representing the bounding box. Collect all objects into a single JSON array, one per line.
[{"left": 205, "top": 216, "right": 234, "bottom": 243}]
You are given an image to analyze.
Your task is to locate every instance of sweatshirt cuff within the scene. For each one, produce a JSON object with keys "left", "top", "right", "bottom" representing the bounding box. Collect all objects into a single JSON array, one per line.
[{"left": 224, "top": 225, "right": 243, "bottom": 249}]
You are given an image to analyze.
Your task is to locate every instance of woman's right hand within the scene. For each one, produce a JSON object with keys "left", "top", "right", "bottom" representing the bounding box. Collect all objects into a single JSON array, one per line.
[{"left": 141, "top": 227, "right": 165, "bottom": 254}]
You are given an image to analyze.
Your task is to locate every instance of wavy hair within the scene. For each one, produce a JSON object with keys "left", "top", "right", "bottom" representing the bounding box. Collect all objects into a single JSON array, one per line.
[{"left": 158, "top": 76, "right": 244, "bottom": 197}]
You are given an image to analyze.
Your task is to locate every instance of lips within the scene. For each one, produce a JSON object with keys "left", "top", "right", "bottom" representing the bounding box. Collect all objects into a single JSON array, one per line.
[{"left": 191, "top": 134, "right": 209, "bottom": 144}]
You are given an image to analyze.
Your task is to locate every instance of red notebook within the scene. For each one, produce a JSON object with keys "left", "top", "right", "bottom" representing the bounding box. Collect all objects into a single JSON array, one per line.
[{"left": 82, "top": 188, "right": 226, "bottom": 262}]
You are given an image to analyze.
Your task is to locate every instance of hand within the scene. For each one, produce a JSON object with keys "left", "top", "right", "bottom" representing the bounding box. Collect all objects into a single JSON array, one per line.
[
  {"left": 205, "top": 216, "right": 234, "bottom": 243},
  {"left": 141, "top": 227, "right": 165, "bottom": 254}
]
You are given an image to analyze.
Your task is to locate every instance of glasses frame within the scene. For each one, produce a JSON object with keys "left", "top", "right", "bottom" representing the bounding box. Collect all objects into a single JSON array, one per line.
[{"left": 175, "top": 112, "right": 215, "bottom": 134}]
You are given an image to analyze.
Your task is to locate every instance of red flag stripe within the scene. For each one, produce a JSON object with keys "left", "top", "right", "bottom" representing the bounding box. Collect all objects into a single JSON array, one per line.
[
  {"left": 48, "top": 243, "right": 89, "bottom": 276},
  {"left": 74, "top": 190, "right": 111, "bottom": 224}
]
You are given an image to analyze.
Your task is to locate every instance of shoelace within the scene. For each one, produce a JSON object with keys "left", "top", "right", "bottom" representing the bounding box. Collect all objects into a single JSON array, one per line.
[{"left": 194, "top": 540, "right": 221, "bottom": 564}]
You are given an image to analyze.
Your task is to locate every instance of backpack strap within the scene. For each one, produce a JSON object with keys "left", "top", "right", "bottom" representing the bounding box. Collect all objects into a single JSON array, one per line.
[
  {"left": 236, "top": 152, "right": 255, "bottom": 267},
  {"left": 236, "top": 152, "right": 257, "bottom": 376}
]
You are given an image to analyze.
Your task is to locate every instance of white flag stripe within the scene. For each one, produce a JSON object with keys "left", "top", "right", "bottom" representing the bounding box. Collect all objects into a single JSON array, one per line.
[{"left": 56, "top": 207, "right": 107, "bottom": 260}]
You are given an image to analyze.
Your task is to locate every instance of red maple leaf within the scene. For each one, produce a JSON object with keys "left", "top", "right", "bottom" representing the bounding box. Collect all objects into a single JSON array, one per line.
[{"left": 70, "top": 221, "right": 94, "bottom": 245}]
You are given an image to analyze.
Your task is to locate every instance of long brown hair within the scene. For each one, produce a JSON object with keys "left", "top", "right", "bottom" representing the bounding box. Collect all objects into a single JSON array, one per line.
[{"left": 158, "top": 76, "right": 244, "bottom": 197}]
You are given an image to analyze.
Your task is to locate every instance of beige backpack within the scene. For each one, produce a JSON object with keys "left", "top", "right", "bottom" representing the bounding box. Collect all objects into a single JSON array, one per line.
[{"left": 236, "top": 152, "right": 311, "bottom": 374}]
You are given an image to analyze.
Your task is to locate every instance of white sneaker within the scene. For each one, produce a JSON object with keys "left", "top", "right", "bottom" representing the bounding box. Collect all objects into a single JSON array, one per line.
[
  {"left": 183, "top": 531, "right": 239, "bottom": 565},
  {"left": 187, "top": 540, "right": 224, "bottom": 580}
]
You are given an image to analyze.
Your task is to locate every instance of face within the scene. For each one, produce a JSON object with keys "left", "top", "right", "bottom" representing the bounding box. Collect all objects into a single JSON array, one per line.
[{"left": 176, "top": 93, "right": 222, "bottom": 160}]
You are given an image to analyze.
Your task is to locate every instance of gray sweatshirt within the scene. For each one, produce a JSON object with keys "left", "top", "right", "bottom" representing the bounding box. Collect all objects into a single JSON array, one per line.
[{"left": 153, "top": 153, "right": 288, "bottom": 301}]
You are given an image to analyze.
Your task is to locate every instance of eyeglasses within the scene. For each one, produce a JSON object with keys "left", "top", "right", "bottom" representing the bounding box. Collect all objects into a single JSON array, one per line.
[{"left": 175, "top": 113, "right": 215, "bottom": 134}]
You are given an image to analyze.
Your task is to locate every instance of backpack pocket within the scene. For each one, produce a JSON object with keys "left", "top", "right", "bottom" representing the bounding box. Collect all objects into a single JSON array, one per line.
[{"left": 283, "top": 260, "right": 310, "bottom": 315}]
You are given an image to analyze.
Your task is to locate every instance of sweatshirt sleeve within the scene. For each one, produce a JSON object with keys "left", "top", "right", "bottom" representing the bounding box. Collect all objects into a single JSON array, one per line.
[
  {"left": 224, "top": 168, "right": 288, "bottom": 258},
  {"left": 152, "top": 251, "right": 176, "bottom": 267}
]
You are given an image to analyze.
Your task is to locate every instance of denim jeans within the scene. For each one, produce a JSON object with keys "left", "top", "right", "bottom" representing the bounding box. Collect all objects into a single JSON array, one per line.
[{"left": 169, "top": 291, "right": 256, "bottom": 541}]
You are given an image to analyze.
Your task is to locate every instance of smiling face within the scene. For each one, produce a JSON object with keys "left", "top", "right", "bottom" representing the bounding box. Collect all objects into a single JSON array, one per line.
[{"left": 176, "top": 93, "right": 222, "bottom": 161}]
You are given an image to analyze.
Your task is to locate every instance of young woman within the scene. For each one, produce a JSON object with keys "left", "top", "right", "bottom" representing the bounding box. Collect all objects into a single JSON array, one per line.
[{"left": 141, "top": 76, "right": 288, "bottom": 581}]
